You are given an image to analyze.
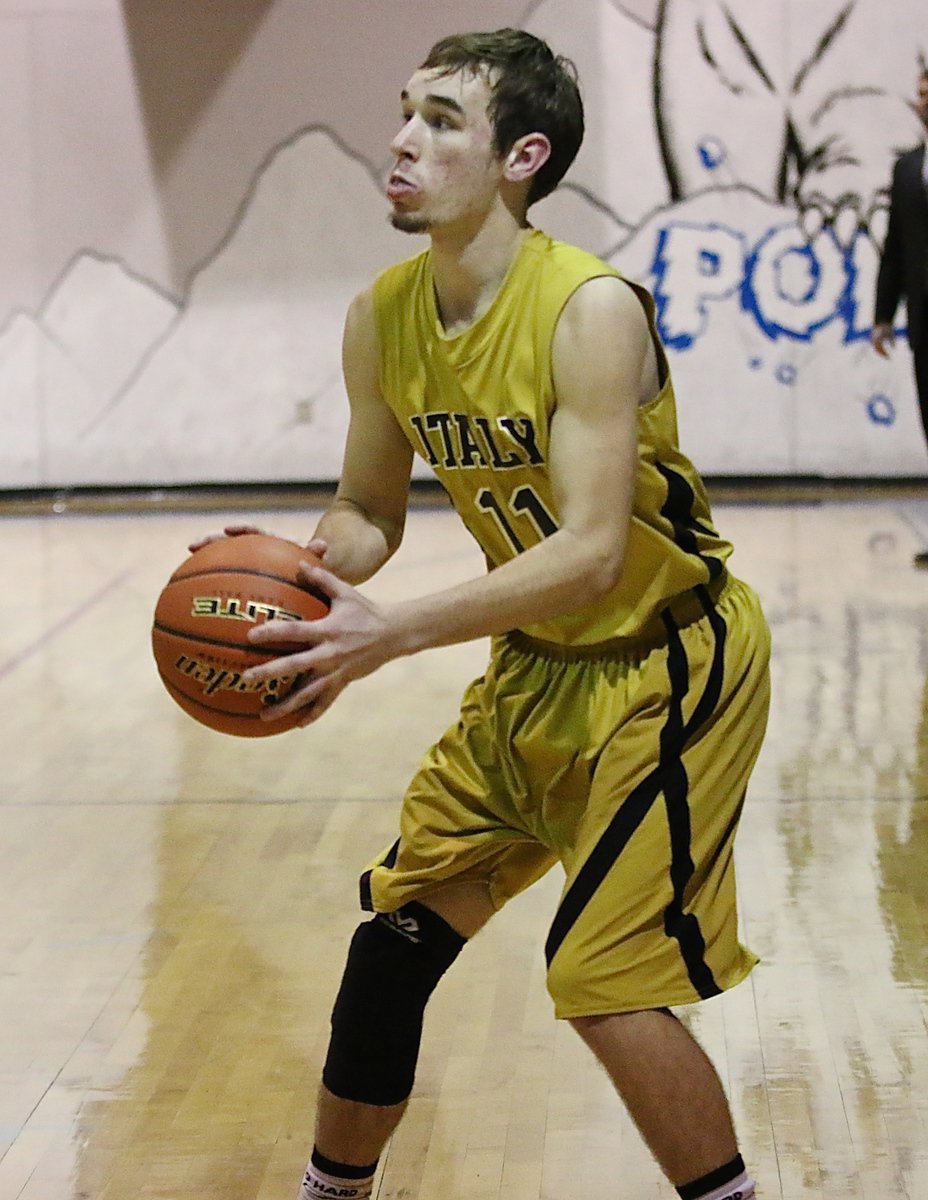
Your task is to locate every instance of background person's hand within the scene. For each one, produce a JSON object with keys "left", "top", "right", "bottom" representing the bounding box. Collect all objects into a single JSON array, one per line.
[{"left": 870, "top": 322, "right": 895, "bottom": 358}]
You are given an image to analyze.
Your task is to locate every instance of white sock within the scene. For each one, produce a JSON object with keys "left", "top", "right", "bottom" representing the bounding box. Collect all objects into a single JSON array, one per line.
[
  {"left": 297, "top": 1153, "right": 376, "bottom": 1200},
  {"left": 700, "top": 1175, "right": 755, "bottom": 1200},
  {"left": 677, "top": 1156, "right": 756, "bottom": 1200}
]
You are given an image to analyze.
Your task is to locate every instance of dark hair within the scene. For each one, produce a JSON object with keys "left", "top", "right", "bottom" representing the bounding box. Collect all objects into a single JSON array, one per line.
[{"left": 420, "top": 28, "right": 584, "bottom": 206}]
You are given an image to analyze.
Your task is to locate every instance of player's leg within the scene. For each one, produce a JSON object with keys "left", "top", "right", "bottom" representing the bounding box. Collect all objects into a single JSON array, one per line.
[
  {"left": 297, "top": 881, "right": 496, "bottom": 1200},
  {"left": 570, "top": 1009, "right": 754, "bottom": 1199},
  {"left": 542, "top": 576, "right": 769, "bottom": 1199},
  {"left": 296, "top": 646, "right": 556, "bottom": 1200}
]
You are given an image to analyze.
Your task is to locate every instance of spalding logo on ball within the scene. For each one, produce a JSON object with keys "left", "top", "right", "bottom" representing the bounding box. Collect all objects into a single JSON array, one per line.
[{"left": 151, "top": 533, "right": 329, "bottom": 737}]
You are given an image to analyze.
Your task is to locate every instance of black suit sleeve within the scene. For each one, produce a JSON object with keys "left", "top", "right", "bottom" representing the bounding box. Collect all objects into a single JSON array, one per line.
[{"left": 875, "top": 157, "right": 906, "bottom": 326}]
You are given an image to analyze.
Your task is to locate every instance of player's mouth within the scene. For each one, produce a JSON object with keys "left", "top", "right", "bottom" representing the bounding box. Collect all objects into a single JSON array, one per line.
[{"left": 387, "top": 173, "right": 419, "bottom": 202}]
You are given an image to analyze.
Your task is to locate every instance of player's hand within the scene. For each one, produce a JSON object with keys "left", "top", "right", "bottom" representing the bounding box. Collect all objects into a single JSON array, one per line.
[
  {"left": 304, "top": 536, "right": 331, "bottom": 563},
  {"left": 188, "top": 527, "right": 330, "bottom": 562},
  {"left": 870, "top": 323, "right": 895, "bottom": 359},
  {"left": 187, "top": 524, "right": 267, "bottom": 553},
  {"left": 242, "top": 561, "right": 405, "bottom": 726}
]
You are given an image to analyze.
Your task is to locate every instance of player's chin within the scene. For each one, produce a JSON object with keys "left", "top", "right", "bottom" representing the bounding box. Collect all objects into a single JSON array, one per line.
[{"left": 389, "top": 209, "right": 430, "bottom": 234}]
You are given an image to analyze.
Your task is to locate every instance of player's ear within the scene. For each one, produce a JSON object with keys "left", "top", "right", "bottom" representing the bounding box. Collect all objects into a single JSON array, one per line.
[{"left": 503, "top": 132, "right": 551, "bottom": 185}]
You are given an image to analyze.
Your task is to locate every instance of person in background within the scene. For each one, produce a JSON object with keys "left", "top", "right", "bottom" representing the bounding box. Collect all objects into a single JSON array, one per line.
[{"left": 873, "top": 69, "right": 928, "bottom": 566}]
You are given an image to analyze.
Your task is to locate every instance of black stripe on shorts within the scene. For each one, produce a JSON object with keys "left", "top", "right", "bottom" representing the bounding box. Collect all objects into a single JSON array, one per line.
[
  {"left": 544, "top": 587, "right": 726, "bottom": 1000},
  {"left": 660, "top": 589, "right": 725, "bottom": 997},
  {"left": 359, "top": 837, "right": 400, "bottom": 912}
]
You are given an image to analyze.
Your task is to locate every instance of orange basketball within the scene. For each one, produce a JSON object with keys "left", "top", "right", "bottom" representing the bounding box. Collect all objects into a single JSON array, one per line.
[{"left": 151, "top": 533, "right": 329, "bottom": 737}]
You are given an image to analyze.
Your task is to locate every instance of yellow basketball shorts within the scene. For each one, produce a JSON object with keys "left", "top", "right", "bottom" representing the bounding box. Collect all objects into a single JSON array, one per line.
[{"left": 360, "top": 574, "right": 771, "bottom": 1018}]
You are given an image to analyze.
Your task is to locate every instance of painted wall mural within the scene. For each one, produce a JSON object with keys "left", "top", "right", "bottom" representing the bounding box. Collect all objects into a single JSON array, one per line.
[{"left": 1, "top": 0, "right": 926, "bottom": 487}]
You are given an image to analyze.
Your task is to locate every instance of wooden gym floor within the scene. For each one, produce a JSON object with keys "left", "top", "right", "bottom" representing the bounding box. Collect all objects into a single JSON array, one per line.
[{"left": 2, "top": 485, "right": 928, "bottom": 1199}]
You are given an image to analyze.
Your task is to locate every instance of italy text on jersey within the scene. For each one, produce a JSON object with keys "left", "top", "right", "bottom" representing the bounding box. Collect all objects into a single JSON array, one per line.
[{"left": 408, "top": 412, "right": 544, "bottom": 470}]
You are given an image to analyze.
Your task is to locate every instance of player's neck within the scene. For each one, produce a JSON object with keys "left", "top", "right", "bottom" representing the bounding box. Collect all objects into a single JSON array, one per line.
[{"left": 428, "top": 208, "right": 531, "bottom": 336}]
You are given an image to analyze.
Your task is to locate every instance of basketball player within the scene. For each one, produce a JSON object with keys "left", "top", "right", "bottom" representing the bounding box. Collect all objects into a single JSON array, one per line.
[{"left": 230, "top": 29, "right": 769, "bottom": 1200}]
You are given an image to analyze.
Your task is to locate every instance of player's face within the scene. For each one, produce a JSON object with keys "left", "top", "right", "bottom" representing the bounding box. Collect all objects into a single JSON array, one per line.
[{"left": 387, "top": 67, "right": 505, "bottom": 235}]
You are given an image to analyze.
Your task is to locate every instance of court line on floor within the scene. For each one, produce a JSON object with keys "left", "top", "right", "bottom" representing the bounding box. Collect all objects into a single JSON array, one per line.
[
  {"left": 0, "top": 566, "right": 136, "bottom": 683},
  {"left": 1, "top": 795, "right": 374, "bottom": 807},
  {"left": 4, "top": 792, "right": 927, "bottom": 808}
]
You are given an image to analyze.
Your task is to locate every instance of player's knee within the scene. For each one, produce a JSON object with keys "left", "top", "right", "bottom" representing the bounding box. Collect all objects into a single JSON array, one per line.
[{"left": 322, "top": 903, "right": 466, "bottom": 1106}]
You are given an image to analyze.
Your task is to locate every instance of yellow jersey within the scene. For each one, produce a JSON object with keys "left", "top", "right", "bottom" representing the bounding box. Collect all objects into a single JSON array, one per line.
[{"left": 372, "top": 228, "right": 733, "bottom": 646}]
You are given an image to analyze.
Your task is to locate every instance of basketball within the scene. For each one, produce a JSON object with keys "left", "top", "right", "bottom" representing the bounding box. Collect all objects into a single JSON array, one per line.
[{"left": 151, "top": 533, "right": 329, "bottom": 737}]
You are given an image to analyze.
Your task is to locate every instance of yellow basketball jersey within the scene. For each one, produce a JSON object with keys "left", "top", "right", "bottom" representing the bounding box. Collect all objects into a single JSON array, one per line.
[{"left": 372, "top": 229, "right": 733, "bottom": 646}]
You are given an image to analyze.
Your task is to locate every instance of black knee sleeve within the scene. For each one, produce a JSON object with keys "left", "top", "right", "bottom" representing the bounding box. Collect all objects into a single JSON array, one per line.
[{"left": 322, "top": 902, "right": 466, "bottom": 1106}]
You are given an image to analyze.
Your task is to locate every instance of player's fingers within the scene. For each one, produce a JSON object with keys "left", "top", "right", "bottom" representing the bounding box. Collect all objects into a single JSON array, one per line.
[
  {"left": 187, "top": 532, "right": 224, "bottom": 552},
  {"left": 297, "top": 561, "right": 350, "bottom": 600},
  {"left": 242, "top": 655, "right": 308, "bottom": 688},
  {"left": 247, "top": 617, "right": 327, "bottom": 647},
  {"left": 241, "top": 641, "right": 335, "bottom": 689},
  {"left": 261, "top": 671, "right": 334, "bottom": 721},
  {"left": 296, "top": 688, "right": 341, "bottom": 726},
  {"left": 187, "top": 524, "right": 265, "bottom": 553},
  {"left": 224, "top": 523, "right": 267, "bottom": 537}
]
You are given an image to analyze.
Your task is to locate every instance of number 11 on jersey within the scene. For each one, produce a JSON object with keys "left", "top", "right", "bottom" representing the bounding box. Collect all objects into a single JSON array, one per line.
[{"left": 476, "top": 485, "right": 558, "bottom": 554}]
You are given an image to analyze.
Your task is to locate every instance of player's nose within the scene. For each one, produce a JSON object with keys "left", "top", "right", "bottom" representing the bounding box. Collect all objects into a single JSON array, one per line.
[{"left": 390, "top": 117, "right": 419, "bottom": 160}]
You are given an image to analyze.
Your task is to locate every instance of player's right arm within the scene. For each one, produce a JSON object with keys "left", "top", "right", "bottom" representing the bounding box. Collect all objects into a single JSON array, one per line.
[{"left": 309, "top": 285, "right": 414, "bottom": 585}]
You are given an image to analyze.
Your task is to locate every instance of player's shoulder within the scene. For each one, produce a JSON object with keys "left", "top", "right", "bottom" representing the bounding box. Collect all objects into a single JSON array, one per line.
[
  {"left": 347, "top": 248, "right": 430, "bottom": 339},
  {"left": 526, "top": 228, "right": 620, "bottom": 282},
  {"left": 526, "top": 231, "right": 637, "bottom": 324},
  {"left": 528, "top": 231, "right": 644, "bottom": 324},
  {"left": 554, "top": 275, "right": 651, "bottom": 369},
  {"left": 371, "top": 247, "right": 431, "bottom": 307}
]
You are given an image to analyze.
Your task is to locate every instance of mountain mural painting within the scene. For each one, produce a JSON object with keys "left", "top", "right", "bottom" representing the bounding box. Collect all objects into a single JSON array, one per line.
[{"left": 3, "top": 0, "right": 927, "bottom": 486}]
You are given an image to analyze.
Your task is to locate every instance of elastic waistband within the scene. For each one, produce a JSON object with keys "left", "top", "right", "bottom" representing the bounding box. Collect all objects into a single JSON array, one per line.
[{"left": 503, "top": 572, "right": 732, "bottom": 662}]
